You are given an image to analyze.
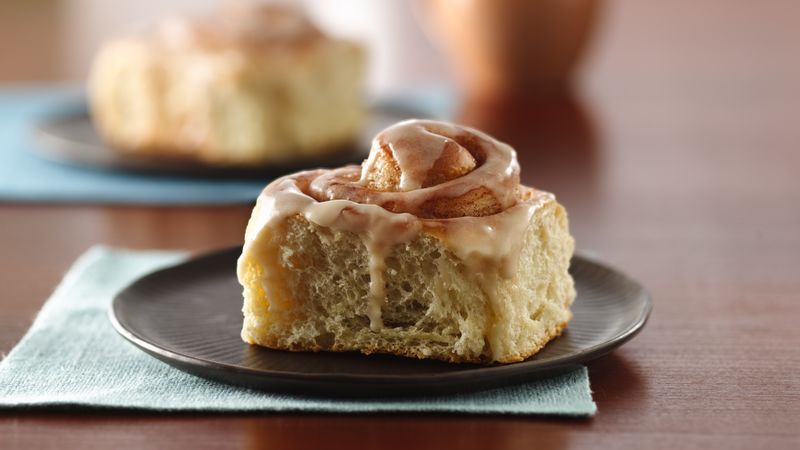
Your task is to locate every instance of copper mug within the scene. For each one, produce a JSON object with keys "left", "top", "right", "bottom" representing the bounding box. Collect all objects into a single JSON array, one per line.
[{"left": 417, "top": 0, "right": 600, "bottom": 99}]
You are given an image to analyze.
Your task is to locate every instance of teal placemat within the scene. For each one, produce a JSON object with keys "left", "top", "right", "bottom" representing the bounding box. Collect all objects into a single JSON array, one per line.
[
  {"left": 0, "top": 86, "right": 454, "bottom": 205},
  {"left": 0, "top": 247, "right": 596, "bottom": 415},
  {"left": 0, "top": 88, "right": 266, "bottom": 204}
]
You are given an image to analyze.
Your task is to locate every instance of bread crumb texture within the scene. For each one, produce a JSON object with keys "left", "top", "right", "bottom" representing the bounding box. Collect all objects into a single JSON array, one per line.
[{"left": 238, "top": 198, "right": 575, "bottom": 364}]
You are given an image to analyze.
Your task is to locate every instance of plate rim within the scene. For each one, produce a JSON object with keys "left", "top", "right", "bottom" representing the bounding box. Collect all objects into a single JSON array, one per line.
[
  {"left": 109, "top": 246, "right": 652, "bottom": 386},
  {"left": 33, "top": 102, "right": 432, "bottom": 178}
]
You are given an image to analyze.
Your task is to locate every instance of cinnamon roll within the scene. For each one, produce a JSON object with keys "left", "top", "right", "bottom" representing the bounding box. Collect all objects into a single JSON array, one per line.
[
  {"left": 89, "top": 3, "right": 364, "bottom": 166},
  {"left": 238, "top": 119, "right": 576, "bottom": 363}
]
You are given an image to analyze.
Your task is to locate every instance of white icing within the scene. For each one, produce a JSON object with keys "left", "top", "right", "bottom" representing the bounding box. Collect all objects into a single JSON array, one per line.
[
  {"left": 363, "top": 120, "right": 450, "bottom": 191},
  {"left": 242, "top": 171, "right": 421, "bottom": 330},
  {"left": 304, "top": 200, "right": 420, "bottom": 330},
  {"left": 321, "top": 119, "right": 521, "bottom": 217},
  {"left": 426, "top": 196, "right": 550, "bottom": 352},
  {"left": 430, "top": 197, "right": 549, "bottom": 278}
]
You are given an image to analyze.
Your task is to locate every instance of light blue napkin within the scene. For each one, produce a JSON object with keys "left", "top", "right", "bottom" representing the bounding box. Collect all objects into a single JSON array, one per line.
[
  {"left": 0, "top": 247, "right": 596, "bottom": 415},
  {"left": 0, "top": 87, "right": 454, "bottom": 205}
]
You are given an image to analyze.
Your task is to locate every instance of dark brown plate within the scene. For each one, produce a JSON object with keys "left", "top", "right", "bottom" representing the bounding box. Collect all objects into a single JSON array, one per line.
[
  {"left": 33, "top": 104, "right": 427, "bottom": 178},
  {"left": 109, "top": 247, "right": 651, "bottom": 397}
]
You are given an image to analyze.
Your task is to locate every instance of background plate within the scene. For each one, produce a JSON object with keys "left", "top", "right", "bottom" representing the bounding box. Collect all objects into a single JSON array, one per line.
[
  {"left": 110, "top": 247, "right": 651, "bottom": 397},
  {"left": 33, "top": 103, "right": 426, "bottom": 178}
]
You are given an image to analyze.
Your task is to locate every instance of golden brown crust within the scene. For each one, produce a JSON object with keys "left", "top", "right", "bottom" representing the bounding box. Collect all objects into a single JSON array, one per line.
[
  {"left": 424, "top": 141, "right": 478, "bottom": 187},
  {"left": 245, "top": 318, "right": 571, "bottom": 365},
  {"left": 360, "top": 145, "right": 402, "bottom": 191},
  {"left": 494, "top": 318, "right": 571, "bottom": 363}
]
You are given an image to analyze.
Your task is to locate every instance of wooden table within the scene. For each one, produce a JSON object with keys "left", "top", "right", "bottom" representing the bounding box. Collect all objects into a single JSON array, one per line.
[{"left": 2, "top": 1, "right": 800, "bottom": 449}]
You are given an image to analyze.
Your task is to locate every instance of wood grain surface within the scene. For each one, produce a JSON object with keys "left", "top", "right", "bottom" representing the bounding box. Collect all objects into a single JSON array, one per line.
[{"left": 1, "top": 1, "right": 800, "bottom": 449}]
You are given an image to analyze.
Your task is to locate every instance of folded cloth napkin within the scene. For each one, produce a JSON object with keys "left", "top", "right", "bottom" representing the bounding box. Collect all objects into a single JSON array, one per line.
[{"left": 0, "top": 247, "right": 596, "bottom": 415}]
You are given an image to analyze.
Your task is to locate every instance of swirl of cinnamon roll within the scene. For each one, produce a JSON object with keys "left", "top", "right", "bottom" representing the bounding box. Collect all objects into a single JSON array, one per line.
[{"left": 307, "top": 119, "right": 522, "bottom": 219}]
